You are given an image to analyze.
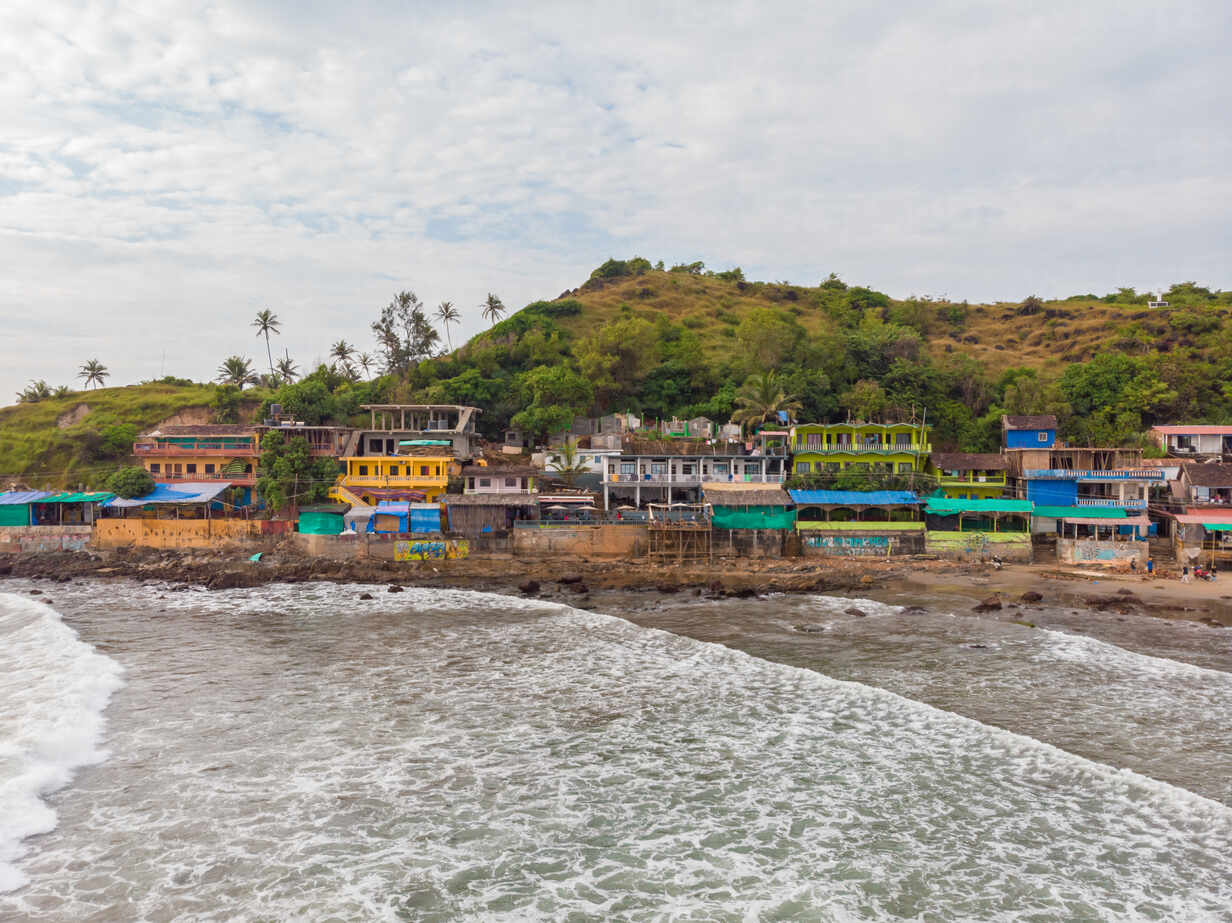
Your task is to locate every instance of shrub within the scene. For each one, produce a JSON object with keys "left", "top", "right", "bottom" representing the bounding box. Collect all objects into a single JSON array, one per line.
[
  {"left": 106, "top": 466, "right": 155, "bottom": 499},
  {"left": 523, "top": 299, "right": 582, "bottom": 318}
]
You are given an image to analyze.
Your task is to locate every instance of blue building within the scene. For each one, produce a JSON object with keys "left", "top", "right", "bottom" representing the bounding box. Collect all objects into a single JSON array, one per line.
[{"left": 1001, "top": 414, "right": 1056, "bottom": 449}]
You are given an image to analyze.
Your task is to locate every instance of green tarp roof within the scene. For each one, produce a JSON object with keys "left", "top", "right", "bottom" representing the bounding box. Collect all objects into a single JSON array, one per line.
[
  {"left": 1031, "top": 506, "right": 1127, "bottom": 519},
  {"left": 1204, "top": 523, "right": 1232, "bottom": 532},
  {"left": 924, "top": 498, "right": 1033, "bottom": 514},
  {"left": 38, "top": 491, "right": 115, "bottom": 503}
]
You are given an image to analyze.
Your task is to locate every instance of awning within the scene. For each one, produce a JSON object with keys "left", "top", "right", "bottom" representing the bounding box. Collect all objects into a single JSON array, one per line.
[
  {"left": 0, "top": 490, "right": 52, "bottom": 505},
  {"left": 105, "top": 482, "right": 231, "bottom": 508},
  {"left": 789, "top": 490, "right": 919, "bottom": 506},
  {"left": 38, "top": 492, "right": 115, "bottom": 504},
  {"left": 1205, "top": 523, "right": 1232, "bottom": 532},
  {"left": 925, "top": 498, "right": 1033, "bottom": 514},
  {"left": 1175, "top": 513, "right": 1232, "bottom": 524},
  {"left": 1063, "top": 515, "right": 1150, "bottom": 528},
  {"left": 1032, "top": 506, "right": 1127, "bottom": 519}
]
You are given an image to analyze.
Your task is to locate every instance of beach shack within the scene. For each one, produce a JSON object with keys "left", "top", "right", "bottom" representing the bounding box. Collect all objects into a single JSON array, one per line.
[
  {"left": 789, "top": 489, "right": 924, "bottom": 556},
  {"left": 371, "top": 502, "right": 443, "bottom": 534},
  {"left": 1172, "top": 511, "right": 1232, "bottom": 568},
  {"left": 296, "top": 503, "right": 350, "bottom": 535},
  {"left": 0, "top": 490, "right": 51, "bottom": 527},
  {"left": 926, "top": 453, "right": 1008, "bottom": 500},
  {"left": 443, "top": 494, "right": 539, "bottom": 534},
  {"left": 1053, "top": 510, "right": 1151, "bottom": 567},
  {"left": 923, "top": 497, "right": 1034, "bottom": 561},
  {"left": 703, "top": 482, "right": 795, "bottom": 558},
  {"left": 0, "top": 490, "right": 109, "bottom": 553}
]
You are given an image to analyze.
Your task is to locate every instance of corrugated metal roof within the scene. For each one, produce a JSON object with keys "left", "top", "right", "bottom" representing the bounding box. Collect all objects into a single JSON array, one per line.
[
  {"left": 789, "top": 490, "right": 919, "bottom": 506},
  {"left": 40, "top": 491, "right": 115, "bottom": 503},
  {"left": 1066, "top": 515, "right": 1150, "bottom": 527},
  {"left": 0, "top": 490, "right": 52, "bottom": 505},
  {"left": 930, "top": 452, "right": 1008, "bottom": 471},
  {"left": 1031, "top": 506, "right": 1126, "bottom": 519},
  {"left": 1151, "top": 425, "right": 1232, "bottom": 435},
  {"left": 1002, "top": 415, "right": 1057, "bottom": 429},
  {"left": 925, "top": 498, "right": 1033, "bottom": 514},
  {"left": 105, "top": 482, "right": 231, "bottom": 508},
  {"left": 1177, "top": 513, "right": 1232, "bottom": 525},
  {"left": 445, "top": 493, "right": 540, "bottom": 506}
]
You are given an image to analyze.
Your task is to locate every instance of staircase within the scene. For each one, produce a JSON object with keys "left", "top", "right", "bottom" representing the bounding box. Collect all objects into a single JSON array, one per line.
[{"left": 1148, "top": 536, "right": 1175, "bottom": 566}]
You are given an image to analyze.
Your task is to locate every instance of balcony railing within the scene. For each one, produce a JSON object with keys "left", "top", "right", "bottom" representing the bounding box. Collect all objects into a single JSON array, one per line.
[
  {"left": 1075, "top": 497, "right": 1148, "bottom": 509},
  {"left": 342, "top": 475, "right": 449, "bottom": 488},
  {"left": 939, "top": 475, "right": 1007, "bottom": 485},
  {"left": 606, "top": 473, "right": 786, "bottom": 485},
  {"left": 152, "top": 471, "right": 256, "bottom": 484},
  {"left": 135, "top": 443, "right": 257, "bottom": 456},
  {"left": 793, "top": 444, "right": 931, "bottom": 455}
]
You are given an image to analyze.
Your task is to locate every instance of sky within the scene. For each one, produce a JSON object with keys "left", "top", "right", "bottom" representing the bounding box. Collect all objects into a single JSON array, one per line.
[{"left": 2, "top": 0, "right": 1229, "bottom": 401}]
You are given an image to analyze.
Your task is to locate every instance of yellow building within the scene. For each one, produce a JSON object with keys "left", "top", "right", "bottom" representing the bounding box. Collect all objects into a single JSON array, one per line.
[{"left": 333, "top": 446, "right": 454, "bottom": 504}]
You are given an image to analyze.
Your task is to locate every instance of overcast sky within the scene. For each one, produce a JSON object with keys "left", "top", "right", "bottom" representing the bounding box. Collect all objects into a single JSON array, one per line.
[{"left": 2, "top": 1, "right": 1229, "bottom": 402}]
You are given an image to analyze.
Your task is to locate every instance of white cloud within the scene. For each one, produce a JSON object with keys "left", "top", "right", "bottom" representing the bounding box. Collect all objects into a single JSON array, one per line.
[{"left": 0, "top": 0, "right": 1229, "bottom": 401}]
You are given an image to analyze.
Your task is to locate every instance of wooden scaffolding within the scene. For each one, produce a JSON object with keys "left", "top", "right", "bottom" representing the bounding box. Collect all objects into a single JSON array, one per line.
[{"left": 646, "top": 504, "right": 713, "bottom": 561}]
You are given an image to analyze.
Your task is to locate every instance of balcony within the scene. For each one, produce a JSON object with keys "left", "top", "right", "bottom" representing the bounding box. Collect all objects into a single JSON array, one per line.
[
  {"left": 607, "top": 472, "right": 786, "bottom": 485},
  {"left": 134, "top": 442, "right": 257, "bottom": 456},
  {"left": 1075, "top": 497, "right": 1148, "bottom": 510},
  {"left": 939, "top": 475, "right": 1007, "bottom": 486},
  {"left": 342, "top": 475, "right": 449, "bottom": 488},
  {"left": 152, "top": 471, "right": 256, "bottom": 486},
  {"left": 793, "top": 444, "right": 931, "bottom": 456}
]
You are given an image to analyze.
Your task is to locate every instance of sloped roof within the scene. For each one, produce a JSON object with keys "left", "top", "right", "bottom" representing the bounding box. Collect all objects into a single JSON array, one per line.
[
  {"left": 1002, "top": 415, "right": 1057, "bottom": 429},
  {"left": 144, "top": 425, "right": 258, "bottom": 437},
  {"left": 702, "top": 484, "right": 791, "bottom": 506},
  {"left": 789, "top": 489, "right": 919, "bottom": 506},
  {"left": 0, "top": 490, "right": 52, "bottom": 505},
  {"left": 40, "top": 492, "right": 115, "bottom": 503},
  {"left": 924, "top": 498, "right": 1033, "bottom": 514},
  {"left": 1152, "top": 425, "right": 1232, "bottom": 435},
  {"left": 1185, "top": 464, "right": 1232, "bottom": 488},
  {"left": 1031, "top": 506, "right": 1126, "bottom": 519},
  {"left": 446, "top": 493, "right": 540, "bottom": 506},
  {"left": 105, "top": 482, "right": 231, "bottom": 508},
  {"left": 930, "top": 452, "right": 1008, "bottom": 471}
]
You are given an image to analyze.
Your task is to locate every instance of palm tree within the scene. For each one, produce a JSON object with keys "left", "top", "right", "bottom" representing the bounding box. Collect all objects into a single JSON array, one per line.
[
  {"left": 549, "top": 440, "right": 589, "bottom": 488},
  {"left": 78, "top": 359, "right": 109, "bottom": 390},
  {"left": 275, "top": 353, "right": 298, "bottom": 383},
  {"left": 357, "top": 352, "right": 374, "bottom": 380},
  {"left": 435, "top": 301, "right": 461, "bottom": 350},
  {"left": 216, "top": 356, "right": 258, "bottom": 388},
  {"left": 17, "top": 380, "right": 52, "bottom": 403},
  {"left": 252, "top": 310, "right": 281, "bottom": 378},
  {"left": 329, "top": 340, "right": 355, "bottom": 376},
  {"left": 481, "top": 293, "right": 506, "bottom": 327},
  {"left": 730, "top": 372, "right": 803, "bottom": 432}
]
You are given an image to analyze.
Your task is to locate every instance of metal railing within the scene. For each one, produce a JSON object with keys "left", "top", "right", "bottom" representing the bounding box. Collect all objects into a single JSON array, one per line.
[{"left": 134, "top": 443, "right": 256, "bottom": 456}]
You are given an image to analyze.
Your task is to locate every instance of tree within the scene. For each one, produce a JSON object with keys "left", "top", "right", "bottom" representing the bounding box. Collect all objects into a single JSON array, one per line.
[
  {"left": 17, "top": 380, "right": 51, "bottom": 403},
  {"left": 216, "top": 356, "right": 258, "bottom": 388},
  {"left": 840, "top": 379, "right": 889, "bottom": 421},
  {"left": 275, "top": 353, "right": 299, "bottom": 383},
  {"left": 79, "top": 359, "right": 109, "bottom": 390},
  {"left": 105, "top": 466, "right": 154, "bottom": 499},
  {"left": 356, "top": 353, "right": 374, "bottom": 380},
  {"left": 575, "top": 316, "right": 660, "bottom": 406},
  {"left": 371, "top": 291, "right": 440, "bottom": 375},
  {"left": 252, "top": 309, "right": 280, "bottom": 378},
  {"left": 330, "top": 340, "right": 356, "bottom": 377},
  {"left": 734, "top": 308, "right": 803, "bottom": 370},
  {"left": 730, "top": 372, "right": 803, "bottom": 431},
  {"left": 548, "top": 440, "right": 589, "bottom": 487},
  {"left": 256, "top": 431, "right": 340, "bottom": 513},
  {"left": 482, "top": 293, "right": 506, "bottom": 327},
  {"left": 435, "top": 301, "right": 461, "bottom": 351}
]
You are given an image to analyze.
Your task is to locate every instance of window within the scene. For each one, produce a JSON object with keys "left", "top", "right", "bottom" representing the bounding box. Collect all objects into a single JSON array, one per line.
[
  {"left": 186, "top": 464, "right": 197, "bottom": 474},
  {"left": 149, "top": 463, "right": 160, "bottom": 473},
  {"left": 825, "top": 462, "right": 840, "bottom": 473},
  {"left": 173, "top": 463, "right": 182, "bottom": 474},
  {"left": 389, "top": 465, "right": 399, "bottom": 476},
  {"left": 796, "top": 461, "right": 810, "bottom": 474},
  {"left": 204, "top": 464, "right": 215, "bottom": 474},
  {"left": 420, "top": 466, "right": 429, "bottom": 476},
  {"left": 895, "top": 433, "right": 910, "bottom": 446},
  {"left": 359, "top": 465, "right": 369, "bottom": 476},
  {"left": 244, "top": 464, "right": 252, "bottom": 474},
  {"left": 620, "top": 462, "right": 636, "bottom": 475},
  {"left": 505, "top": 478, "right": 517, "bottom": 487},
  {"left": 1037, "top": 431, "right": 1048, "bottom": 442},
  {"left": 651, "top": 462, "right": 668, "bottom": 475},
  {"left": 466, "top": 478, "right": 475, "bottom": 489},
  {"left": 479, "top": 478, "right": 491, "bottom": 487},
  {"left": 898, "top": 463, "right": 913, "bottom": 473}
]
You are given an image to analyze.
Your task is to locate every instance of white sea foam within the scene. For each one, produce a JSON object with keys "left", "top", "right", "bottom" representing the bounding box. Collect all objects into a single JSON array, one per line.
[{"left": 0, "top": 593, "right": 124, "bottom": 893}]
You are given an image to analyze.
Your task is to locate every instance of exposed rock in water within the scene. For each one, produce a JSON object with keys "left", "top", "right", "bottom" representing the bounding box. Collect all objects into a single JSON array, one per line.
[
  {"left": 567, "top": 582, "right": 589, "bottom": 594},
  {"left": 387, "top": 585, "right": 404, "bottom": 594},
  {"left": 27, "top": 589, "right": 42, "bottom": 595},
  {"left": 558, "top": 574, "right": 584, "bottom": 585},
  {"left": 902, "top": 605, "right": 926, "bottom": 614},
  {"left": 656, "top": 583, "right": 680, "bottom": 594},
  {"left": 973, "top": 595, "right": 1002, "bottom": 612},
  {"left": 518, "top": 580, "right": 540, "bottom": 595},
  {"left": 794, "top": 624, "right": 826, "bottom": 633},
  {"left": 844, "top": 607, "right": 867, "bottom": 618},
  {"left": 1019, "top": 591, "right": 1043, "bottom": 603},
  {"left": 358, "top": 592, "right": 374, "bottom": 600}
]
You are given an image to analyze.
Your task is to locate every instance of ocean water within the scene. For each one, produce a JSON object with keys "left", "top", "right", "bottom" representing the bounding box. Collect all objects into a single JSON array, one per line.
[{"left": 2, "top": 580, "right": 1232, "bottom": 921}]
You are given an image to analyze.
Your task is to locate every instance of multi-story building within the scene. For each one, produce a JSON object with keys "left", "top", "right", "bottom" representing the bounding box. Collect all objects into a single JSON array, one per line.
[
  {"left": 788, "top": 422, "right": 932, "bottom": 477},
  {"left": 132, "top": 425, "right": 260, "bottom": 503},
  {"left": 1150, "top": 425, "right": 1232, "bottom": 459},
  {"left": 601, "top": 437, "right": 784, "bottom": 510},
  {"left": 927, "top": 453, "right": 1008, "bottom": 500},
  {"left": 333, "top": 445, "right": 453, "bottom": 505},
  {"left": 354, "top": 404, "right": 481, "bottom": 460}
]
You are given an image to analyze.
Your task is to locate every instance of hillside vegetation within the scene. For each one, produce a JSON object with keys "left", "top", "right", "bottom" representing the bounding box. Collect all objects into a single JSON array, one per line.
[{"left": 5, "top": 259, "right": 1231, "bottom": 488}]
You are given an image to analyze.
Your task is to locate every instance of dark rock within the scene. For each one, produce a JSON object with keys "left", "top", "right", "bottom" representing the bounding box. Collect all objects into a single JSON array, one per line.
[
  {"left": 28, "top": 589, "right": 42, "bottom": 595},
  {"left": 1116, "top": 588, "right": 1134, "bottom": 596},
  {"left": 966, "top": 643, "right": 989, "bottom": 649},
  {"left": 794, "top": 624, "right": 827, "bottom": 633},
  {"left": 558, "top": 574, "right": 584, "bottom": 585},
  {"left": 358, "top": 592, "right": 374, "bottom": 600},
  {"left": 518, "top": 580, "right": 540, "bottom": 595},
  {"left": 1019, "top": 591, "right": 1043, "bottom": 603},
  {"left": 387, "top": 585, "right": 404, "bottom": 594},
  {"left": 728, "top": 587, "right": 756, "bottom": 599},
  {"left": 844, "top": 607, "right": 867, "bottom": 618},
  {"left": 567, "top": 582, "right": 589, "bottom": 594},
  {"left": 902, "top": 605, "right": 926, "bottom": 614},
  {"left": 656, "top": 583, "right": 680, "bottom": 594},
  {"left": 973, "top": 595, "right": 1002, "bottom": 612}
]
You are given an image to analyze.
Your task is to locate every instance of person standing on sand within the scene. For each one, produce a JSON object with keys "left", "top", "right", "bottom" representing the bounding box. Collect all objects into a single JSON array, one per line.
[
  {"left": 1182, "top": 565, "right": 1192, "bottom": 584},
  {"left": 1147, "top": 558, "right": 1154, "bottom": 574},
  {"left": 1130, "top": 558, "right": 1137, "bottom": 573}
]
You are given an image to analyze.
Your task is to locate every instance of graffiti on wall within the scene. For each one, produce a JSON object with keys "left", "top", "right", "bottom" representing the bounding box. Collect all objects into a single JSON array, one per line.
[
  {"left": 1074, "top": 540, "right": 1139, "bottom": 562},
  {"left": 805, "top": 534, "right": 891, "bottom": 556},
  {"left": 395, "top": 539, "right": 469, "bottom": 561}
]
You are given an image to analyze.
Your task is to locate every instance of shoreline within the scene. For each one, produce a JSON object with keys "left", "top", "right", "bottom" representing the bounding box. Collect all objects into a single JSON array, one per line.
[{"left": 4, "top": 548, "right": 1232, "bottom": 626}]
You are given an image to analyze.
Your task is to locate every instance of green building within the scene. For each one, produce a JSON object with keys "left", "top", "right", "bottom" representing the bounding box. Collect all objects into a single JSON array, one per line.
[
  {"left": 788, "top": 422, "right": 931, "bottom": 477},
  {"left": 926, "top": 452, "right": 1008, "bottom": 500}
]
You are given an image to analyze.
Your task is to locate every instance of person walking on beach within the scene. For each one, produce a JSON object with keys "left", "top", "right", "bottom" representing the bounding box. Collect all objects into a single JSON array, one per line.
[{"left": 1182, "top": 565, "right": 1192, "bottom": 584}]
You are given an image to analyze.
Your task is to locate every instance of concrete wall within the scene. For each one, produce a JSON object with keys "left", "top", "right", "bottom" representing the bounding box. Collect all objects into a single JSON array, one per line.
[
  {"left": 94, "top": 518, "right": 292, "bottom": 550},
  {"left": 801, "top": 529, "right": 925, "bottom": 556},
  {"left": 512, "top": 524, "right": 647, "bottom": 559},
  {"left": 1057, "top": 537, "right": 1147, "bottom": 566},
  {"left": 925, "top": 530, "right": 1033, "bottom": 562},
  {"left": 712, "top": 528, "right": 789, "bottom": 558},
  {"left": 0, "top": 525, "right": 94, "bottom": 554},
  {"left": 288, "top": 530, "right": 510, "bottom": 561}
]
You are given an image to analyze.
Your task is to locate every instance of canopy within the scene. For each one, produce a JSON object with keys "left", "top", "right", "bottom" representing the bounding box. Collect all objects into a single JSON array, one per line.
[
  {"left": 924, "top": 498, "right": 1032, "bottom": 515},
  {"left": 1204, "top": 523, "right": 1232, "bottom": 532},
  {"left": 1032, "top": 506, "right": 1126, "bottom": 519},
  {"left": 38, "top": 491, "right": 115, "bottom": 504},
  {"left": 105, "top": 482, "right": 231, "bottom": 508},
  {"left": 0, "top": 490, "right": 52, "bottom": 505},
  {"left": 789, "top": 490, "right": 919, "bottom": 506},
  {"left": 1062, "top": 515, "right": 1150, "bottom": 528}
]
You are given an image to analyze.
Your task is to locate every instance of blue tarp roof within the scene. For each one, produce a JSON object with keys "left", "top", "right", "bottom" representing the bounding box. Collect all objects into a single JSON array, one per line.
[
  {"left": 375, "top": 502, "right": 410, "bottom": 514},
  {"left": 788, "top": 490, "right": 920, "bottom": 506},
  {"left": 0, "top": 490, "right": 52, "bottom": 505},
  {"left": 105, "top": 482, "right": 231, "bottom": 508}
]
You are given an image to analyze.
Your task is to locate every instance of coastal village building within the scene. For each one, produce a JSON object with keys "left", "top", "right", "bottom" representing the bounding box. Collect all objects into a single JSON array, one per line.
[
  {"left": 601, "top": 437, "right": 784, "bottom": 511},
  {"left": 334, "top": 445, "right": 453, "bottom": 505},
  {"left": 788, "top": 422, "right": 932, "bottom": 477},
  {"left": 133, "top": 424, "right": 261, "bottom": 506},
  {"left": 1176, "top": 464, "right": 1232, "bottom": 507},
  {"left": 789, "top": 489, "right": 925, "bottom": 555},
  {"left": 1150, "top": 425, "right": 1232, "bottom": 459},
  {"left": 702, "top": 483, "right": 795, "bottom": 530},
  {"left": 927, "top": 453, "right": 1008, "bottom": 500},
  {"left": 355, "top": 404, "right": 481, "bottom": 460}
]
